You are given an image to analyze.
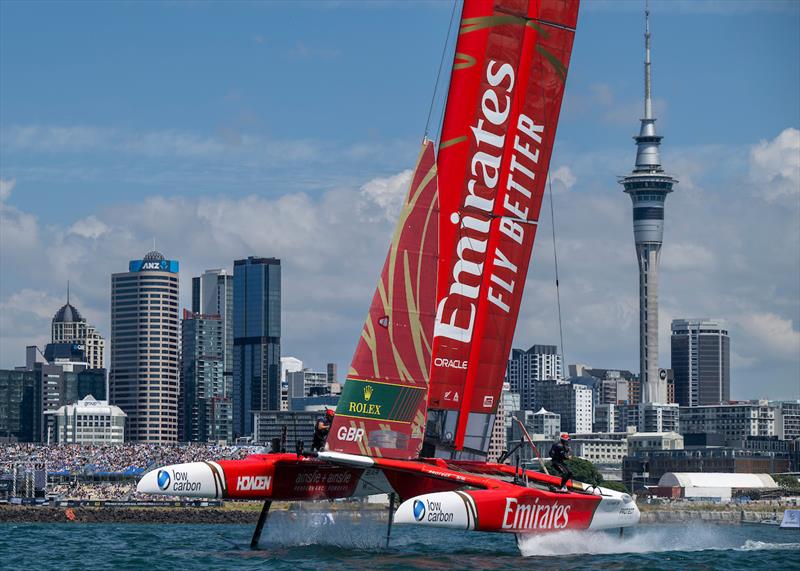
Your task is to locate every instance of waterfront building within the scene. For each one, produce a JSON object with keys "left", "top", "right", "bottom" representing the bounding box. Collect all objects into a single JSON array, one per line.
[
  {"left": 44, "top": 395, "right": 126, "bottom": 444},
  {"left": 671, "top": 318, "right": 730, "bottom": 406},
  {"left": 594, "top": 403, "right": 617, "bottom": 433},
  {"left": 617, "top": 402, "right": 679, "bottom": 433},
  {"left": 773, "top": 400, "right": 800, "bottom": 440},
  {"left": 287, "top": 369, "right": 331, "bottom": 401},
  {"left": 620, "top": 8, "right": 677, "bottom": 404},
  {"left": 507, "top": 344, "right": 563, "bottom": 411},
  {"left": 180, "top": 310, "right": 230, "bottom": 442},
  {"left": 679, "top": 401, "right": 775, "bottom": 438},
  {"left": 110, "top": 250, "right": 180, "bottom": 442},
  {"left": 623, "top": 448, "right": 790, "bottom": 487},
  {"left": 537, "top": 381, "right": 592, "bottom": 434},
  {"left": 23, "top": 352, "right": 106, "bottom": 443},
  {"left": 327, "top": 363, "right": 338, "bottom": 385},
  {"left": 626, "top": 431, "right": 684, "bottom": 455},
  {"left": 500, "top": 382, "right": 521, "bottom": 430},
  {"left": 570, "top": 437, "right": 627, "bottom": 466},
  {"left": 253, "top": 410, "right": 317, "bottom": 448},
  {"left": 569, "top": 366, "right": 636, "bottom": 406},
  {"left": 43, "top": 343, "right": 86, "bottom": 364},
  {"left": 527, "top": 407, "right": 561, "bottom": 438},
  {"left": 0, "top": 369, "right": 38, "bottom": 442},
  {"left": 233, "top": 256, "right": 281, "bottom": 438},
  {"left": 51, "top": 291, "right": 105, "bottom": 370},
  {"left": 290, "top": 395, "right": 340, "bottom": 412},
  {"left": 487, "top": 385, "right": 509, "bottom": 462}
]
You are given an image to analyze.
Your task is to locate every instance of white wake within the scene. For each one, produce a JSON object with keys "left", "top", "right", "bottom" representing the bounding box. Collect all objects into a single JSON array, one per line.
[{"left": 517, "top": 524, "right": 800, "bottom": 557}]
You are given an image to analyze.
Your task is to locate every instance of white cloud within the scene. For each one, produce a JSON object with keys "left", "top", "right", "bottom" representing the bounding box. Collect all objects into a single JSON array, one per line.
[
  {"left": 732, "top": 312, "right": 800, "bottom": 360},
  {"left": 359, "top": 169, "right": 412, "bottom": 221},
  {"left": 68, "top": 215, "right": 110, "bottom": 239},
  {"left": 0, "top": 178, "right": 15, "bottom": 202},
  {"left": 549, "top": 165, "right": 577, "bottom": 192},
  {"left": 0, "top": 288, "right": 63, "bottom": 320},
  {"left": 0, "top": 178, "right": 40, "bottom": 261},
  {"left": 661, "top": 242, "right": 715, "bottom": 271},
  {"left": 750, "top": 127, "right": 800, "bottom": 201}
]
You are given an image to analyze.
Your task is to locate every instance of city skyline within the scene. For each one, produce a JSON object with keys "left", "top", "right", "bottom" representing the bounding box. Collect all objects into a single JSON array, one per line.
[{"left": 1, "top": 1, "right": 798, "bottom": 400}]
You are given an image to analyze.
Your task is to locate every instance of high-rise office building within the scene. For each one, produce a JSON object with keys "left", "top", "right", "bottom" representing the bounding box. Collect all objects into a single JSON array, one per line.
[
  {"left": 192, "top": 269, "right": 233, "bottom": 393},
  {"left": 506, "top": 344, "right": 563, "bottom": 411},
  {"left": 180, "top": 310, "right": 229, "bottom": 442},
  {"left": 671, "top": 318, "right": 730, "bottom": 406},
  {"left": 620, "top": 8, "right": 677, "bottom": 404},
  {"left": 233, "top": 256, "right": 281, "bottom": 438},
  {"left": 0, "top": 369, "right": 38, "bottom": 442},
  {"left": 110, "top": 250, "right": 180, "bottom": 442},
  {"left": 51, "top": 290, "right": 105, "bottom": 370}
]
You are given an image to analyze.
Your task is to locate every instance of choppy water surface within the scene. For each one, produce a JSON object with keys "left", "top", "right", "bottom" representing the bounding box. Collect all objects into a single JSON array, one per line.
[{"left": 2, "top": 511, "right": 798, "bottom": 570}]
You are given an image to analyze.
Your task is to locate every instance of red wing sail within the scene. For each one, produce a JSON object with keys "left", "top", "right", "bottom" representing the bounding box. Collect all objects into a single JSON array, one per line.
[
  {"left": 428, "top": 0, "right": 579, "bottom": 455},
  {"left": 328, "top": 141, "right": 439, "bottom": 459}
]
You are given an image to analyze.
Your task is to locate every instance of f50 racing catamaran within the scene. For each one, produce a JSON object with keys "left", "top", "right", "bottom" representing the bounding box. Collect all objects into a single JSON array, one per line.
[{"left": 138, "top": 0, "right": 640, "bottom": 548}]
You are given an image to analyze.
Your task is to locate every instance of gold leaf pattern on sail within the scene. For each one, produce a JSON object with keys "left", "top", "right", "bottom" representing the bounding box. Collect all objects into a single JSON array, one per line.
[
  {"left": 453, "top": 52, "right": 476, "bottom": 70},
  {"left": 416, "top": 189, "right": 438, "bottom": 361},
  {"left": 403, "top": 251, "right": 428, "bottom": 381},
  {"left": 440, "top": 136, "right": 468, "bottom": 150},
  {"left": 363, "top": 317, "right": 380, "bottom": 378},
  {"left": 537, "top": 44, "right": 567, "bottom": 83},
  {"left": 460, "top": 14, "right": 551, "bottom": 39},
  {"left": 460, "top": 14, "right": 525, "bottom": 34}
]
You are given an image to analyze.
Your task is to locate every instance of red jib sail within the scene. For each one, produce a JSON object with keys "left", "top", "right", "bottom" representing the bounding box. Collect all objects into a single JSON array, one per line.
[
  {"left": 327, "top": 141, "right": 439, "bottom": 459},
  {"left": 428, "top": 0, "right": 579, "bottom": 455}
]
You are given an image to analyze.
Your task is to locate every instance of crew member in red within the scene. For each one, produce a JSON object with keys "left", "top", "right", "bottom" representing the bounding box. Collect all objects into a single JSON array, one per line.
[
  {"left": 549, "top": 433, "right": 573, "bottom": 492},
  {"left": 312, "top": 408, "right": 335, "bottom": 451}
]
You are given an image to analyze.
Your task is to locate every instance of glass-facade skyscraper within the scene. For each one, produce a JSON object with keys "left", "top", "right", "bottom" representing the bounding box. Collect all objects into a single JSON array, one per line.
[
  {"left": 180, "top": 310, "right": 226, "bottom": 442},
  {"left": 233, "top": 257, "right": 281, "bottom": 438},
  {"left": 671, "top": 318, "right": 730, "bottom": 407},
  {"left": 192, "top": 269, "right": 233, "bottom": 397}
]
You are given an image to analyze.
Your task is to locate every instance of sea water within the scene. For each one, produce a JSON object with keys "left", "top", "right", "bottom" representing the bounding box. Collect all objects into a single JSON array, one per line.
[{"left": 1, "top": 512, "right": 798, "bottom": 570}]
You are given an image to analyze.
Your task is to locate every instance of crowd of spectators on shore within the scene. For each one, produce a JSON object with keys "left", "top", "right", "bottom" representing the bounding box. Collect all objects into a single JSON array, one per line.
[{"left": 1, "top": 443, "right": 262, "bottom": 475}]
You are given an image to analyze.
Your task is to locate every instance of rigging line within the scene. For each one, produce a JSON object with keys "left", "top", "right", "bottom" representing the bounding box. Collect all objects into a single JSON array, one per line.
[
  {"left": 424, "top": 0, "right": 458, "bottom": 141},
  {"left": 547, "top": 172, "right": 566, "bottom": 376},
  {"left": 432, "top": 0, "right": 463, "bottom": 144}
]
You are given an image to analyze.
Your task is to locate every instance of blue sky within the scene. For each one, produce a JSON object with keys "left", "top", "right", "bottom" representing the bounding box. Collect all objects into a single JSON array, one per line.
[{"left": 1, "top": 0, "right": 798, "bottom": 400}]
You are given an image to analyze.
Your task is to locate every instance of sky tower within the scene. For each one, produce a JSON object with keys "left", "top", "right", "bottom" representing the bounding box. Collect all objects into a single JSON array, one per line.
[{"left": 620, "top": 4, "right": 677, "bottom": 404}]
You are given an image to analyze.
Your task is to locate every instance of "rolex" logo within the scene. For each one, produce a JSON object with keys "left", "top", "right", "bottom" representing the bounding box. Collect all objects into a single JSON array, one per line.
[{"left": 364, "top": 385, "right": 373, "bottom": 401}]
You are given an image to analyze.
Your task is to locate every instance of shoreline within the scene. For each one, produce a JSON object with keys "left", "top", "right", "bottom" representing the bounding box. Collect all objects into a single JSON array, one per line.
[{"left": 0, "top": 504, "right": 790, "bottom": 525}]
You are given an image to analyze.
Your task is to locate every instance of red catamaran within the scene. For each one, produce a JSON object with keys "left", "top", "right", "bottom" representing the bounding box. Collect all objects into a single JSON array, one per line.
[{"left": 138, "top": 0, "right": 640, "bottom": 548}]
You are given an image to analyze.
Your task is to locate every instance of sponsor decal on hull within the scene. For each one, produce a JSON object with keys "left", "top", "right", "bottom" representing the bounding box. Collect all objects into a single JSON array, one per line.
[
  {"left": 501, "top": 497, "right": 571, "bottom": 531},
  {"left": 138, "top": 462, "right": 218, "bottom": 497},
  {"left": 236, "top": 476, "right": 272, "bottom": 492}
]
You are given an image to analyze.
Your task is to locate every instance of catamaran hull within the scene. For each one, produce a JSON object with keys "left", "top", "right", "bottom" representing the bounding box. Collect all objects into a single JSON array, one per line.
[
  {"left": 393, "top": 488, "right": 639, "bottom": 533},
  {"left": 137, "top": 453, "right": 639, "bottom": 534},
  {"left": 136, "top": 455, "right": 394, "bottom": 501}
]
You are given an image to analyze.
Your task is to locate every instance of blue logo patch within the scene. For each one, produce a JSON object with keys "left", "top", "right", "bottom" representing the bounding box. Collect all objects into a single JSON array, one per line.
[
  {"left": 157, "top": 470, "right": 171, "bottom": 491},
  {"left": 413, "top": 499, "right": 426, "bottom": 522}
]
